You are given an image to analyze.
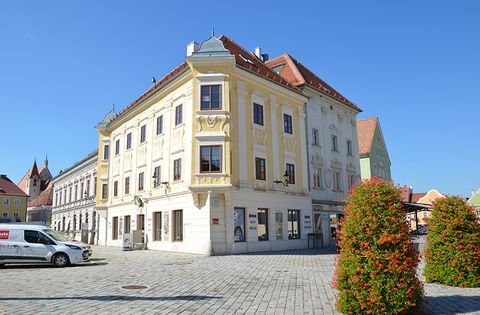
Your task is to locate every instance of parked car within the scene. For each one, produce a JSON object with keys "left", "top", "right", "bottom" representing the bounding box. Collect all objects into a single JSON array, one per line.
[{"left": 0, "top": 224, "right": 92, "bottom": 267}]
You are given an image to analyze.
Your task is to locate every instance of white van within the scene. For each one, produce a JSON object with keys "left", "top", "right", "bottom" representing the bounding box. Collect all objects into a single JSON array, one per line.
[{"left": 0, "top": 224, "right": 92, "bottom": 267}]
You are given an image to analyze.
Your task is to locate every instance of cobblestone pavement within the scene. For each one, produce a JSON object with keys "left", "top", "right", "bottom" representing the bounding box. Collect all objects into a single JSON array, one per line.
[{"left": 0, "top": 246, "right": 479, "bottom": 314}]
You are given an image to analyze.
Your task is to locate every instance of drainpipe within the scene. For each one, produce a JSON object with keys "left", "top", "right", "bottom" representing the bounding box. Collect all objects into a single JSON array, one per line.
[{"left": 304, "top": 102, "right": 311, "bottom": 192}]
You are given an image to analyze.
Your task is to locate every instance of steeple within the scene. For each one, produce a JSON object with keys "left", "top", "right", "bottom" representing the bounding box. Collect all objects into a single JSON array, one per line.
[
  {"left": 29, "top": 159, "right": 39, "bottom": 178},
  {"left": 44, "top": 154, "right": 48, "bottom": 168}
]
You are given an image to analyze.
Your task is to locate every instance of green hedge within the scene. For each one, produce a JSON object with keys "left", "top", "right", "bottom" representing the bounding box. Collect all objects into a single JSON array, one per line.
[
  {"left": 333, "top": 178, "right": 423, "bottom": 314},
  {"left": 423, "top": 196, "right": 480, "bottom": 287}
]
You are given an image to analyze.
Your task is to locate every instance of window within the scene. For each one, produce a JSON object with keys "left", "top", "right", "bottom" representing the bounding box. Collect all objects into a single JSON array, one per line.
[
  {"left": 125, "top": 177, "right": 130, "bottom": 195},
  {"left": 103, "top": 144, "right": 109, "bottom": 160},
  {"left": 73, "top": 215, "right": 77, "bottom": 231},
  {"left": 124, "top": 215, "right": 131, "bottom": 234},
  {"left": 101, "top": 184, "right": 108, "bottom": 199},
  {"left": 275, "top": 212, "right": 284, "bottom": 240},
  {"left": 423, "top": 211, "right": 428, "bottom": 219},
  {"left": 2, "top": 212, "right": 8, "bottom": 218},
  {"left": 13, "top": 212, "right": 18, "bottom": 218},
  {"left": 347, "top": 140, "right": 353, "bottom": 156},
  {"left": 348, "top": 174, "right": 356, "bottom": 190},
  {"left": 156, "top": 115, "right": 163, "bottom": 135},
  {"left": 115, "top": 139, "right": 120, "bottom": 155},
  {"left": 175, "top": 104, "right": 183, "bottom": 126},
  {"left": 288, "top": 210, "right": 301, "bottom": 240},
  {"left": 331, "top": 135, "right": 338, "bottom": 152},
  {"left": 94, "top": 178, "right": 97, "bottom": 196},
  {"left": 173, "top": 210, "right": 183, "bottom": 241},
  {"left": 233, "top": 208, "right": 245, "bottom": 242},
  {"left": 253, "top": 103, "right": 264, "bottom": 126},
  {"left": 174, "top": 159, "right": 182, "bottom": 181},
  {"left": 3, "top": 198, "right": 9, "bottom": 206},
  {"left": 112, "top": 217, "right": 118, "bottom": 240},
  {"left": 313, "top": 168, "right": 322, "bottom": 188},
  {"left": 80, "top": 182, "right": 84, "bottom": 199},
  {"left": 153, "top": 212, "right": 162, "bottom": 241},
  {"left": 255, "top": 157, "right": 266, "bottom": 180},
  {"left": 68, "top": 187, "right": 72, "bottom": 203},
  {"left": 24, "top": 230, "right": 54, "bottom": 245},
  {"left": 153, "top": 166, "right": 161, "bottom": 188},
  {"left": 126, "top": 132, "right": 132, "bottom": 150},
  {"left": 286, "top": 163, "right": 295, "bottom": 185},
  {"left": 86, "top": 180, "right": 90, "bottom": 197},
  {"left": 138, "top": 172, "right": 144, "bottom": 191},
  {"left": 312, "top": 128, "right": 319, "bottom": 146},
  {"left": 200, "top": 145, "right": 221, "bottom": 173},
  {"left": 113, "top": 181, "right": 118, "bottom": 197},
  {"left": 140, "top": 125, "right": 146, "bottom": 143},
  {"left": 257, "top": 209, "right": 269, "bottom": 241},
  {"left": 283, "top": 114, "right": 293, "bottom": 134},
  {"left": 201, "top": 85, "right": 221, "bottom": 110},
  {"left": 74, "top": 185, "right": 78, "bottom": 201},
  {"left": 59, "top": 192, "right": 62, "bottom": 206},
  {"left": 333, "top": 171, "right": 341, "bottom": 191}
]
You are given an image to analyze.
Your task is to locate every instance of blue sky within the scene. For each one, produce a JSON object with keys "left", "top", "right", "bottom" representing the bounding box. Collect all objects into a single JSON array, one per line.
[{"left": 1, "top": 1, "right": 479, "bottom": 197}]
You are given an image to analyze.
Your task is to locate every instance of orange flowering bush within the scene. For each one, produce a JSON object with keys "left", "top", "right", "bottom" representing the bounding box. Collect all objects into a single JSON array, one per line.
[
  {"left": 424, "top": 196, "right": 480, "bottom": 287},
  {"left": 333, "top": 178, "right": 423, "bottom": 314}
]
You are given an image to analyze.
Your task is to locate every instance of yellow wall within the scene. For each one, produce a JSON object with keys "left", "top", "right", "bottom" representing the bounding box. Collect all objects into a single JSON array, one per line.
[{"left": 0, "top": 196, "right": 28, "bottom": 221}]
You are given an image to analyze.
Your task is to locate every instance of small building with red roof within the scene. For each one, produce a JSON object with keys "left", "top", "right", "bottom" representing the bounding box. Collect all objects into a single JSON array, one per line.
[{"left": 0, "top": 174, "right": 29, "bottom": 222}]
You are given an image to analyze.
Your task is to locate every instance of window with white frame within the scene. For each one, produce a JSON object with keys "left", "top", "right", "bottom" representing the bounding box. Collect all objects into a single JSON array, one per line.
[
  {"left": 312, "top": 128, "right": 319, "bottom": 146},
  {"left": 174, "top": 159, "right": 182, "bottom": 181},
  {"left": 283, "top": 114, "right": 293, "bottom": 134},
  {"left": 331, "top": 135, "right": 338, "bottom": 152},
  {"left": 253, "top": 103, "right": 264, "bottom": 126},
  {"left": 286, "top": 163, "right": 295, "bottom": 185},
  {"left": 138, "top": 172, "right": 144, "bottom": 191},
  {"left": 313, "top": 168, "right": 322, "bottom": 188},
  {"left": 200, "top": 145, "right": 222, "bottom": 173},
  {"left": 140, "top": 125, "right": 146, "bottom": 143},
  {"left": 153, "top": 166, "right": 161, "bottom": 187},
  {"left": 115, "top": 139, "right": 120, "bottom": 155},
  {"left": 126, "top": 132, "right": 132, "bottom": 150},
  {"left": 156, "top": 115, "right": 163, "bottom": 135},
  {"left": 113, "top": 181, "right": 118, "bottom": 197},
  {"left": 347, "top": 140, "right": 353, "bottom": 156},
  {"left": 255, "top": 157, "right": 266, "bottom": 180},
  {"left": 125, "top": 176, "right": 130, "bottom": 195},
  {"left": 175, "top": 104, "right": 183, "bottom": 125},
  {"left": 3, "top": 198, "right": 9, "bottom": 206},
  {"left": 333, "top": 171, "right": 342, "bottom": 191},
  {"left": 201, "top": 85, "right": 222, "bottom": 110},
  {"left": 348, "top": 174, "right": 356, "bottom": 190}
]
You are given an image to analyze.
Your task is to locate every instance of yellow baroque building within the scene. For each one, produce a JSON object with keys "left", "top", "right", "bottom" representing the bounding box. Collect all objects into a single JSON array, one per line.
[{"left": 95, "top": 35, "right": 313, "bottom": 254}]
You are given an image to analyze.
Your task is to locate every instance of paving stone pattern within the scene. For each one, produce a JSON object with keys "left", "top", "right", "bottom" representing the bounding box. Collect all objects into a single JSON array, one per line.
[{"left": 0, "top": 246, "right": 479, "bottom": 314}]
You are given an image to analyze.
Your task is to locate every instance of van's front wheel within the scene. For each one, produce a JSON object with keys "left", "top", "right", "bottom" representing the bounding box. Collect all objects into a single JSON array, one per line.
[{"left": 52, "top": 253, "right": 70, "bottom": 268}]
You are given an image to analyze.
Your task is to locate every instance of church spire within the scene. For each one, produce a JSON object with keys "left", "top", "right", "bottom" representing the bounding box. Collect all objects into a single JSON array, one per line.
[{"left": 44, "top": 154, "right": 48, "bottom": 168}]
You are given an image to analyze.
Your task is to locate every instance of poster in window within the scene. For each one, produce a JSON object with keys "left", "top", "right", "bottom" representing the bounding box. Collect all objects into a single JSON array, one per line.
[
  {"left": 163, "top": 212, "right": 169, "bottom": 242},
  {"left": 233, "top": 208, "right": 245, "bottom": 242},
  {"left": 276, "top": 212, "right": 283, "bottom": 240}
]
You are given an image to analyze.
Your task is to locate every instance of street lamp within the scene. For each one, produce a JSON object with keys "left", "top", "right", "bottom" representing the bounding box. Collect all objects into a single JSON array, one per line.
[{"left": 274, "top": 170, "right": 289, "bottom": 187}]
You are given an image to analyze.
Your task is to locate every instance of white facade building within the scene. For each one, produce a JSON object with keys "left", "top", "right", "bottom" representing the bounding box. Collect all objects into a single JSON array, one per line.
[
  {"left": 266, "top": 54, "right": 362, "bottom": 247},
  {"left": 51, "top": 150, "right": 98, "bottom": 244}
]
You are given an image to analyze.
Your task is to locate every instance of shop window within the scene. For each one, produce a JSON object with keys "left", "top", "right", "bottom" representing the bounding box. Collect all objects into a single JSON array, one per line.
[
  {"left": 257, "top": 209, "right": 269, "bottom": 241},
  {"left": 112, "top": 217, "right": 119, "bottom": 240},
  {"left": 153, "top": 212, "right": 162, "bottom": 241},
  {"left": 233, "top": 208, "right": 245, "bottom": 242},
  {"left": 174, "top": 210, "right": 183, "bottom": 241},
  {"left": 288, "top": 210, "right": 301, "bottom": 239}
]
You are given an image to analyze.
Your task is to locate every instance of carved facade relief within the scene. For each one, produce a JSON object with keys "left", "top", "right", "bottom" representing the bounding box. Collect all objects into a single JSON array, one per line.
[{"left": 283, "top": 137, "right": 296, "bottom": 152}]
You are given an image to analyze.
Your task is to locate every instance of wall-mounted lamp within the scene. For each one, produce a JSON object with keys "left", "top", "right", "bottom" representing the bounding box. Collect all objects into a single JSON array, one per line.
[
  {"left": 160, "top": 181, "right": 169, "bottom": 188},
  {"left": 84, "top": 191, "right": 88, "bottom": 198},
  {"left": 274, "top": 170, "right": 289, "bottom": 187},
  {"left": 133, "top": 195, "right": 144, "bottom": 207},
  {"left": 152, "top": 174, "right": 160, "bottom": 188}
]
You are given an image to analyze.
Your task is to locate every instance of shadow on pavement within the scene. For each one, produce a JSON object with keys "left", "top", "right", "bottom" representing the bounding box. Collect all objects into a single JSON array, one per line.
[
  {"left": 0, "top": 295, "right": 220, "bottom": 302},
  {"left": 422, "top": 295, "right": 480, "bottom": 314},
  {"left": 1, "top": 261, "right": 108, "bottom": 269}
]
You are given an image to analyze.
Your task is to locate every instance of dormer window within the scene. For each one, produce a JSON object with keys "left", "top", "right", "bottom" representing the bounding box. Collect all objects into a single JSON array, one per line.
[{"left": 201, "top": 85, "right": 221, "bottom": 110}]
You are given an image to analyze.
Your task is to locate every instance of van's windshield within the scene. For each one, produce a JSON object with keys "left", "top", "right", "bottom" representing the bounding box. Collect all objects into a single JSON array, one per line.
[{"left": 43, "top": 229, "right": 74, "bottom": 242}]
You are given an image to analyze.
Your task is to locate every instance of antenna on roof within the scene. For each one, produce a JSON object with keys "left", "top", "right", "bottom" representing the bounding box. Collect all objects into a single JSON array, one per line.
[
  {"left": 212, "top": 25, "right": 215, "bottom": 37},
  {"left": 112, "top": 103, "right": 115, "bottom": 112},
  {"left": 152, "top": 76, "right": 157, "bottom": 84}
]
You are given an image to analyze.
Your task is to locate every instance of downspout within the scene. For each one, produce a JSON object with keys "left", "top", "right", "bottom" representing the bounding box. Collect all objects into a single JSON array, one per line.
[{"left": 304, "top": 101, "right": 311, "bottom": 193}]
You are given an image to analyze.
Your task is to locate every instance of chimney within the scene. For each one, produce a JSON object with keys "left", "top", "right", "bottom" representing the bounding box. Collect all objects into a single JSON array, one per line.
[
  {"left": 254, "top": 47, "right": 262, "bottom": 59},
  {"left": 187, "top": 41, "right": 200, "bottom": 57}
]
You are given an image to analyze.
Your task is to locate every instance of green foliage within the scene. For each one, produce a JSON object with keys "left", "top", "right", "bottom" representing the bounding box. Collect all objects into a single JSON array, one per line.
[
  {"left": 333, "top": 178, "right": 423, "bottom": 314},
  {"left": 424, "top": 196, "right": 480, "bottom": 287}
]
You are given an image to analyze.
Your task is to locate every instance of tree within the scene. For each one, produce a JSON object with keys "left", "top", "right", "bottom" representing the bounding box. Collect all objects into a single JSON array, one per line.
[
  {"left": 333, "top": 178, "right": 423, "bottom": 314},
  {"left": 424, "top": 196, "right": 480, "bottom": 287}
]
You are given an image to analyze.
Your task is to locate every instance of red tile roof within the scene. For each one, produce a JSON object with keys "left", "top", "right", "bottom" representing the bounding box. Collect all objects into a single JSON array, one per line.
[
  {"left": 219, "top": 36, "right": 302, "bottom": 94},
  {"left": 410, "top": 193, "right": 425, "bottom": 203},
  {"left": 266, "top": 54, "right": 361, "bottom": 112},
  {"left": 28, "top": 181, "right": 53, "bottom": 207},
  {"left": 357, "top": 117, "right": 378, "bottom": 156},
  {"left": 29, "top": 160, "right": 39, "bottom": 177},
  {"left": 111, "top": 62, "right": 190, "bottom": 125},
  {"left": 0, "top": 175, "right": 29, "bottom": 197}
]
